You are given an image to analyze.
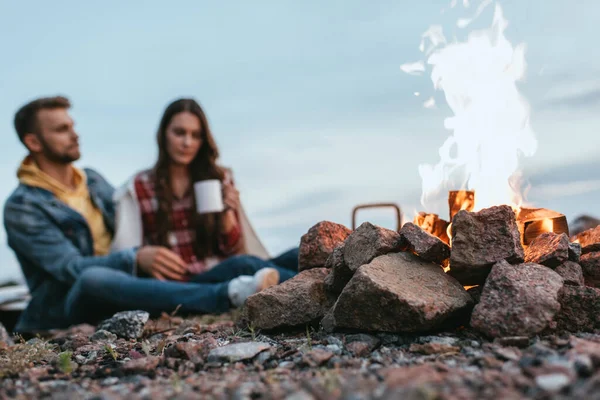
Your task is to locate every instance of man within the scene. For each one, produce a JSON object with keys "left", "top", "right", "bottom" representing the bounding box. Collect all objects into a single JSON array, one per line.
[{"left": 4, "top": 96, "right": 279, "bottom": 333}]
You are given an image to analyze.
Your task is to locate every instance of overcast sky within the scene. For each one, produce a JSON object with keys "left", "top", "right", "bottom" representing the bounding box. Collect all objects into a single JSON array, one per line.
[{"left": 1, "top": 0, "right": 598, "bottom": 282}]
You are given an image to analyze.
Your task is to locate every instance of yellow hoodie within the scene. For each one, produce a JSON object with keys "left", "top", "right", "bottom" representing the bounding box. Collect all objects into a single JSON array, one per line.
[{"left": 17, "top": 157, "right": 112, "bottom": 256}]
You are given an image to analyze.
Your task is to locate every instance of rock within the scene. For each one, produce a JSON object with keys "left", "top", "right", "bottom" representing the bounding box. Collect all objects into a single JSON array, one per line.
[
  {"left": 554, "top": 285, "right": 600, "bottom": 332},
  {"left": 555, "top": 261, "right": 584, "bottom": 286},
  {"left": 525, "top": 232, "right": 569, "bottom": 268},
  {"left": 121, "top": 356, "right": 160, "bottom": 374},
  {"left": 0, "top": 322, "right": 13, "bottom": 347},
  {"left": 163, "top": 334, "right": 218, "bottom": 363},
  {"left": 298, "top": 221, "right": 351, "bottom": 271},
  {"left": 244, "top": 268, "right": 334, "bottom": 330},
  {"left": 97, "top": 310, "right": 149, "bottom": 339},
  {"left": 408, "top": 342, "right": 460, "bottom": 355},
  {"left": 320, "top": 307, "right": 336, "bottom": 333},
  {"left": 569, "top": 242, "right": 582, "bottom": 262},
  {"left": 399, "top": 222, "right": 450, "bottom": 265},
  {"left": 301, "top": 349, "right": 333, "bottom": 367},
  {"left": 89, "top": 330, "right": 117, "bottom": 343},
  {"left": 343, "top": 222, "right": 403, "bottom": 272},
  {"left": 61, "top": 334, "right": 89, "bottom": 351},
  {"left": 323, "top": 245, "right": 353, "bottom": 296},
  {"left": 207, "top": 342, "right": 271, "bottom": 363},
  {"left": 470, "top": 261, "right": 563, "bottom": 338},
  {"left": 535, "top": 373, "right": 572, "bottom": 392},
  {"left": 331, "top": 252, "right": 473, "bottom": 333},
  {"left": 449, "top": 205, "right": 524, "bottom": 285},
  {"left": 572, "top": 225, "right": 600, "bottom": 254},
  {"left": 345, "top": 334, "right": 380, "bottom": 357},
  {"left": 580, "top": 252, "right": 600, "bottom": 288}
]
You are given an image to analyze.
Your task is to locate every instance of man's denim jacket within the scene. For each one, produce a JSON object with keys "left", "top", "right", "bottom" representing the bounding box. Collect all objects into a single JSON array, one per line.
[{"left": 3, "top": 169, "right": 136, "bottom": 332}]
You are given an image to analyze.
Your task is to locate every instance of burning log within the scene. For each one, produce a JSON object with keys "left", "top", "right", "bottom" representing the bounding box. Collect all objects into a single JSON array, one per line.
[
  {"left": 448, "top": 190, "right": 475, "bottom": 220},
  {"left": 516, "top": 208, "right": 569, "bottom": 246},
  {"left": 413, "top": 212, "right": 450, "bottom": 245}
]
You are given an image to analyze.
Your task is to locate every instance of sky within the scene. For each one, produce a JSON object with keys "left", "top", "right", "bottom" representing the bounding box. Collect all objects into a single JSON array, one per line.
[{"left": 0, "top": 0, "right": 598, "bottom": 282}]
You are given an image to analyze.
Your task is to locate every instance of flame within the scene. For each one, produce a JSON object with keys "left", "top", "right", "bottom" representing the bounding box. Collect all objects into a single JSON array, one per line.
[
  {"left": 541, "top": 218, "right": 553, "bottom": 233},
  {"left": 404, "top": 3, "right": 537, "bottom": 213}
]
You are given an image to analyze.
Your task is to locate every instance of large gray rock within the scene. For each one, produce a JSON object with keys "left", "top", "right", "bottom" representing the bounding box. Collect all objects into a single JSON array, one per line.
[
  {"left": 97, "top": 310, "right": 149, "bottom": 339},
  {"left": 525, "top": 232, "right": 569, "bottom": 268},
  {"left": 554, "top": 285, "right": 600, "bottom": 332},
  {"left": 470, "top": 261, "right": 563, "bottom": 338},
  {"left": 244, "top": 268, "right": 334, "bottom": 330},
  {"left": 343, "top": 222, "right": 403, "bottom": 272},
  {"left": 580, "top": 252, "right": 600, "bottom": 288},
  {"left": 330, "top": 252, "right": 472, "bottom": 333},
  {"left": 298, "top": 221, "right": 351, "bottom": 271},
  {"left": 399, "top": 222, "right": 450, "bottom": 265},
  {"left": 449, "top": 205, "right": 524, "bottom": 285}
]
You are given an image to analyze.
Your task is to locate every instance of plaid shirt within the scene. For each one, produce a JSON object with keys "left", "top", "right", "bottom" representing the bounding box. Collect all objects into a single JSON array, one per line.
[{"left": 134, "top": 170, "right": 242, "bottom": 276}]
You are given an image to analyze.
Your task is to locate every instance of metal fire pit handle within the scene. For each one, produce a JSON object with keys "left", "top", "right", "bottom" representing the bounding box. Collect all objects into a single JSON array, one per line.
[{"left": 351, "top": 203, "right": 403, "bottom": 231}]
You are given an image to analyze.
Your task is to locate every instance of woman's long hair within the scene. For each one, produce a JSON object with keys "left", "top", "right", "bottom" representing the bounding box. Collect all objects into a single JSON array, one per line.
[{"left": 153, "top": 98, "right": 225, "bottom": 259}]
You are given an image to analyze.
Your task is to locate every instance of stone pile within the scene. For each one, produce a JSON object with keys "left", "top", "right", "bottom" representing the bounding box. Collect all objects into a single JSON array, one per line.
[{"left": 244, "top": 207, "right": 600, "bottom": 339}]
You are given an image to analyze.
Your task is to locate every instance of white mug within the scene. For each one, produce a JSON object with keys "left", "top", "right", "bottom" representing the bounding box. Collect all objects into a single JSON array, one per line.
[{"left": 193, "top": 179, "right": 224, "bottom": 214}]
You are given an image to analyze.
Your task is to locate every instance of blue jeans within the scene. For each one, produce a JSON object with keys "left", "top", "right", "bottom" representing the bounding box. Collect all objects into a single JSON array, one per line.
[{"left": 64, "top": 248, "right": 298, "bottom": 326}]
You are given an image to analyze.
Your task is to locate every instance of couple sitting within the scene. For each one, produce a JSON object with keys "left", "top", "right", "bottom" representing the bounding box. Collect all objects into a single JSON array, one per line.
[{"left": 4, "top": 96, "right": 298, "bottom": 333}]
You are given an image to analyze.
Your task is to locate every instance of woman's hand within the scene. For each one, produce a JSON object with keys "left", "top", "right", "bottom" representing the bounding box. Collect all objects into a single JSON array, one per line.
[
  {"left": 136, "top": 246, "right": 188, "bottom": 281},
  {"left": 222, "top": 181, "right": 240, "bottom": 212}
]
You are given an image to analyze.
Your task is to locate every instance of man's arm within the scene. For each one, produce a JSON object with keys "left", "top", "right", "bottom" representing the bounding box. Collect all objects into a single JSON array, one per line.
[{"left": 4, "top": 199, "right": 137, "bottom": 286}]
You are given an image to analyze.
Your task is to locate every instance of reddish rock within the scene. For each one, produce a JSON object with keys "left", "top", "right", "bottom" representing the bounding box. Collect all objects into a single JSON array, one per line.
[
  {"left": 244, "top": 268, "right": 334, "bottom": 330},
  {"left": 301, "top": 349, "right": 333, "bottom": 367},
  {"left": 345, "top": 334, "right": 380, "bottom": 357},
  {"left": 323, "top": 245, "right": 352, "bottom": 296},
  {"left": 449, "top": 205, "right": 524, "bottom": 285},
  {"left": 298, "top": 221, "right": 351, "bottom": 271},
  {"left": 554, "top": 285, "right": 600, "bottom": 332},
  {"left": 409, "top": 343, "right": 460, "bottom": 355},
  {"left": 342, "top": 222, "right": 403, "bottom": 272},
  {"left": 399, "top": 222, "right": 450, "bottom": 265},
  {"left": 580, "top": 252, "right": 600, "bottom": 288},
  {"left": 555, "top": 261, "right": 584, "bottom": 286},
  {"left": 525, "top": 232, "right": 569, "bottom": 268},
  {"left": 382, "top": 364, "right": 446, "bottom": 388},
  {"left": 331, "top": 252, "right": 472, "bottom": 333},
  {"left": 572, "top": 225, "right": 600, "bottom": 254},
  {"left": 470, "top": 261, "right": 563, "bottom": 338},
  {"left": 122, "top": 356, "right": 160, "bottom": 374},
  {"left": 163, "top": 334, "right": 218, "bottom": 364}
]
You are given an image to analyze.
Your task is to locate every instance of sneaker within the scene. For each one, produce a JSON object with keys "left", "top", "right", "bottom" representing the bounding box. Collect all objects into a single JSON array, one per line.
[{"left": 228, "top": 267, "right": 280, "bottom": 307}]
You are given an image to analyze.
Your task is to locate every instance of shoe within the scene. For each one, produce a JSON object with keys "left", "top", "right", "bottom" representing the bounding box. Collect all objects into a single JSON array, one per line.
[{"left": 228, "top": 267, "right": 280, "bottom": 307}]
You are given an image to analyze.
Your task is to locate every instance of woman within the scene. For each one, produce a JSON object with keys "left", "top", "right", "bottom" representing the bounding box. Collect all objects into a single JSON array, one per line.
[{"left": 107, "top": 98, "right": 298, "bottom": 312}]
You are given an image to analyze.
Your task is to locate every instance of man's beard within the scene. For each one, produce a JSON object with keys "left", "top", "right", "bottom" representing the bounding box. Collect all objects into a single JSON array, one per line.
[{"left": 37, "top": 135, "right": 80, "bottom": 164}]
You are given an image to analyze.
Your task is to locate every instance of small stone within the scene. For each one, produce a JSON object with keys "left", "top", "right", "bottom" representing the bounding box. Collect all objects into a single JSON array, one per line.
[
  {"left": 97, "top": 310, "right": 149, "bottom": 339},
  {"left": 494, "top": 336, "right": 530, "bottom": 348},
  {"left": 525, "top": 232, "right": 569, "bottom": 268},
  {"left": 569, "top": 242, "right": 582, "bottom": 262},
  {"left": 399, "top": 222, "right": 450, "bottom": 265},
  {"left": 345, "top": 334, "right": 381, "bottom": 357},
  {"left": 573, "top": 354, "right": 594, "bottom": 377},
  {"left": 325, "top": 344, "right": 342, "bottom": 355},
  {"left": 298, "top": 221, "right": 352, "bottom": 271},
  {"left": 90, "top": 330, "right": 117, "bottom": 343},
  {"left": 535, "top": 373, "right": 571, "bottom": 392},
  {"left": 408, "top": 343, "right": 460, "bottom": 355},
  {"left": 492, "top": 347, "right": 521, "bottom": 361},
  {"left": 449, "top": 205, "right": 524, "bottom": 285},
  {"left": 121, "top": 356, "right": 160, "bottom": 374},
  {"left": 470, "top": 261, "right": 563, "bottom": 338},
  {"left": 301, "top": 348, "right": 334, "bottom": 367},
  {"left": 555, "top": 261, "right": 584, "bottom": 286},
  {"left": 207, "top": 342, "right": 271, "bottom": 363}
]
